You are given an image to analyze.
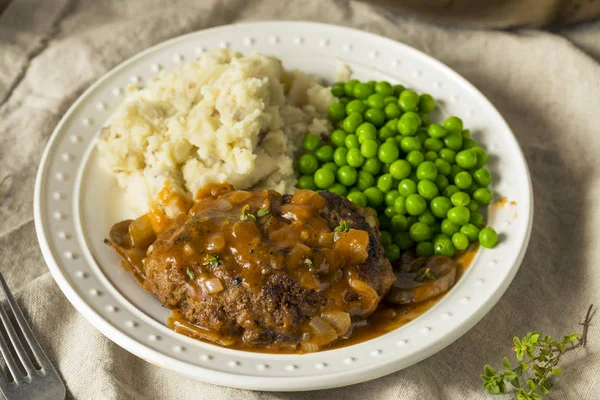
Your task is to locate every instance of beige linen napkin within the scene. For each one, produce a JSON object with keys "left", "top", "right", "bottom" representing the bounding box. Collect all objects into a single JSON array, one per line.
[{"left": 1, "top": 0, "right": 599, "bottom": 398}]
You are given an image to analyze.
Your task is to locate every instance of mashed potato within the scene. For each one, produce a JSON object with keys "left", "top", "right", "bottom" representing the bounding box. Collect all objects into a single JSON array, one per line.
[{"left": 97, "top": 50, "right": 333, "bottom": 216}]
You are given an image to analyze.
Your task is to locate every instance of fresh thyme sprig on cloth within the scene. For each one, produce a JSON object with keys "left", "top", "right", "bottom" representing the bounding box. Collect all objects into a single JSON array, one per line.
[{"left": 482, "top": 304, "right": 594, "bottom": 400}]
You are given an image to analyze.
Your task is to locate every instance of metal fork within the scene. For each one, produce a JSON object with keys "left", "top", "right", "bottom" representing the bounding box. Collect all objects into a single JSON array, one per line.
[{"left": 0, "top": 272, "right": 65, "bottom": 400}]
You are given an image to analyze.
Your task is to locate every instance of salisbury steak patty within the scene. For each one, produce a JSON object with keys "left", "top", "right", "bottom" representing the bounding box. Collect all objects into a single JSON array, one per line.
[{"left": 110, "top": 184, "right": 394, "bottom": 351}]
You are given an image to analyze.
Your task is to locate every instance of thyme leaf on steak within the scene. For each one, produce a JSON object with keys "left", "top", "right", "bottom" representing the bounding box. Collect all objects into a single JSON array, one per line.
[
  {"left": 334, "top": 220, "right": 351, "bottom": 233},
  {"left": 186, "top": 267, "right": 196, "bottom": 280},
  {"left": 257, "top": 208, "right": 269, "bottom": 218},
  {"left": 204, "top": 254, "right": 222, "bottom": 268},
  {"left": 240, "top": 204, "right": 256, "bottom": 221},
  {"left": 482, "top": 304, "right": 594, "bottom": 399}
]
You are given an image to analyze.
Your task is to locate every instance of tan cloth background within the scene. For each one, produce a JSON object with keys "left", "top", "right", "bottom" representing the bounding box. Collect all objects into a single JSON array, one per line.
[{"left": 1, "top": 0, "right": 600, "bottom": 398}]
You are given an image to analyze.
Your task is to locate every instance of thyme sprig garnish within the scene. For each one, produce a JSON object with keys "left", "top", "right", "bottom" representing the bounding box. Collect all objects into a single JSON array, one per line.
[
  {"left": 482, "top": 304, "right": 594, "bottom": 400},
  {"left": 186, "top": 267, "right": 195, "bottom": 280},
  {"left": 204, "top": 254, "right": 222, "bottom": 268}
]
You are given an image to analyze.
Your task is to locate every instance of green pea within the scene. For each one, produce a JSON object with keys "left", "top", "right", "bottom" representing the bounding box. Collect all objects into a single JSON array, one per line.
[
  {"left": 409, "top": 222, "right": 432, "bottom": 242},
  {"left": 342, "top": 112, "right": 364, "bottom": 134},
  {"left": 479, "top": 227, "right": 498, "bottom": 248},
  {"left": 366, "top": 93, "right": 385, "bottom": 109},
  {"left": 443, "top": 185, "right": 460, "bottom": 197},
  {"left": 433, "top": 159, "right": 450, "bottom": 176},
  {"left": 473, "top": 168, "right": 492, "bottom": 187},
  {"left": 470, "top": 212, "right": 486, "bottom": 228},
  {"left": 360, "top": 140, "right": 378, "bottom": 158},
  {"left": 439, "top": 148, "right": 456, "bottom": 163},
  {"left": 433, "top": 233, "right": 449, "bottom": 245},
  {"left": 398, "top": 179, "right": 417, "bottom": 196},
  {"left": 337, "top": 165, "right": 357, "bottom": 186},
  {"left": 454, "top": 171, "right": 473, "bottom": 189},
  {"left": 444, "top": 116, "right": 463, "bottom": 133},
  {"left": 472, "top": 147, "right": 489, "bottom": 168},
  {"left": 384, "top": 118, "right": 399, "bottom": 133},
  {"left": 416, "top": 161, "right": 438, "bottom": 181},
  {"left": 322, "top": 162, "right": 338, "bottom": 173},
  {"left": 375, "top": 81, "right": 394, "bottom": 97},
  {"left": 416, "top": 241, "right": 434, "bottom": 257},
  {"left": 377, "top": 174, "right": 394, "bottom": 193},
  {"left": 357, "top": 170, "right": 375, "bottom": 191},
  {"left": 406, "top": 194, "right": 427, "bottom": 216},
  {"left": 389, "top": 159, "right": 411, "bottom": 180},
  {"left": 451, "top": 191, "right": 470, "bottom": 207},
  {"left": 441, "top": 219, "right": 460, "bottom": 236},
  {"left": 353, "top": 82, "right": 373, "bottom": 99},
  {"left": 333, "top": 147, "right": 349, "bottom": 167},
  {"left": 424, "top": 138, "right": 443, "bottom": 152},
  {"left": 473, "top": 187, "right": 493, "bottom": 205},
  {"left": 449, "top": 164, "right": 464, "bottom": 180},
  {"left": 393, "top": 84, "right": 406, "bottom": 96},
  {"left": 329, "top": 183, "right": 348, "bottom": 196},
  {"left": 381, "top": 230, "right": 393, "bottom": 245},
  {"left": 419, "top": 210, "right": 437, "bottom": 226},
  {"left": 463, "top": 138, "right": 477, "bottom": 150},
  {"left": 298, "top": 154, "right": 318, "bottom": 174},
  {"left": 461, "top": 129, "right": 471, "bottom": 139},
  {"left": 397, "top": 112, "right": 421, "bottom": 136},
  {"left": 384, "top": 96, "right": 398, "bottom": 105},
  {"left": 315, "top": 145, "right": 334, "bottom": 162},
  {"left": 349, "top": 187, "right": 361, "bottom": 193},
  {"left": 435, "top": 174, "right": 449, "bottom": 190},
  {"left": 395, "top": 231, "right": 415, "bottom": 250},
  {"left": 416, "top": 129, "right": 429, "bottom": 145},
  {"left": 434, "top": 237, "right": 456, "bottom": 258},
  {"left": 452, "top": 232, "right": 469, "bottom": 251},
  {"left": 297, "top": 175, "right": 317, "bottom": 190},
  {"left": 378, "top": 142, "right": 400, "bottom": 164},
  {"left": 384, "top": 243, "right": 401, "bottom": 261},
  {"left": 418, "top": 94, "right": 437, "bottom": 113},
  {"left": 424, "top": 151, "right": 438, "bottom": 162},
  {"left": 417, "top": 180, "right": 438, "bottom": 200},
  {"left": 418, "top": 112, "right": 430, "bottom": 125},
  {"left": 314, "top": 168, "right": 335, "bottom": 189},
  {"left": 385, "top": 190, "right": 400, "bottom": 207},
  {"left": 447, "top": 206, "right": 470, "bottom": 225},
  {"left": 331, "top": 82, "right": 345, "bottom": 97},
  {"left": 394, "top": 195, "right": 407, "bottom": 214},
  {"left": 362, "top": 158, "right": 382, "bottom": 175},
  {"left": 330, "top": 129, "right": 347, "bottom": 148},
  {"left": 467, "top": 199, "right": 479, "bottom": 213},
  {"left": 455, "top": 149, "right": 477, "bottom": 169},
  {"left": 444, "top": 131, "right": 463, "bottom": 151},
  {"left": 400, "top": 136, "right": 422, "bottom": 153},
  {"left": 382, "top": 102, "right": 401, "bottom": 119},
  {"left": 301, "top": 133, "right": 321, "bottom": 152},
  {"left": 363, "top": 187, "right": 384, "bottom": 207},
  {"left": 347, "top": 148, "right": 365, "bottom": 168},
  {"left": 344, "top": 134, "right": 360, "bottom": 149},
  {"left": 344, "top": 79, "right": 359, "bottom": 96},
  {"left": 406, "top": 151, "right": 424, "bottom": 168},
  {"left": 356, "top": 123, "right": 377, "bottom": 142},
  {"left": 430, "top": 196, "right": 452, "bottom": 219},
  {"left": 347, "top": 191, "right": 367, "bottom": 207},
  {"left": 365, "top": 108, "right": 386, "bottom": 127},
  {"left": 339, "top": 97, "right": 351, "bottom": 105},
  {"left": 327, "top": 102, "right": 346, "bottom": 121},
  {"left": 391, "top": 214, "right": 410, "bottom": 232},
  {"left": 346, "top": 99, "right": 367, "bottom": 115},
  {"left": 460, "top": 223, "right": 480, "bottom": 242},
  {"left": 428, "top": 124, "right": 447, "bottom": 139},
  {"left": 384, "top": 206, "right": 396, "bottom": 219},
  {"left": 398, "top": 89, "right": 419, "bottom": 112},
  {"left": 376, "top": 127, "right": 393, "bottom": 141}
]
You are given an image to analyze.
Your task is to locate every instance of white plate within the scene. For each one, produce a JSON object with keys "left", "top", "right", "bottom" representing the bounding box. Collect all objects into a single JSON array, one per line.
[{"left": 34, "top": 22, "right": 533, "bottom": 391}]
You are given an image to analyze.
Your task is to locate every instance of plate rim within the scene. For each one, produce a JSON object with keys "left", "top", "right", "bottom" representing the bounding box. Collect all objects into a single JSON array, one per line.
[{"left": 34, "top": 20, "right": 534, "bottom": 391}]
